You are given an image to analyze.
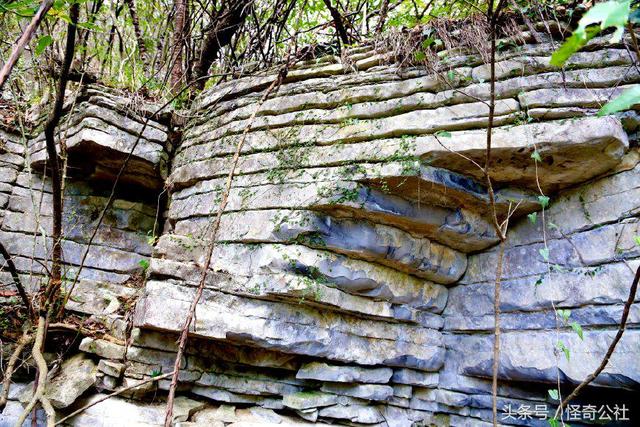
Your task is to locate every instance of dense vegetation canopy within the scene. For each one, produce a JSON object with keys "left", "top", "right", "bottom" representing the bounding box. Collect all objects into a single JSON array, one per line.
[{"left": 0, "top": 0, "right": 601, "bottom": 107}]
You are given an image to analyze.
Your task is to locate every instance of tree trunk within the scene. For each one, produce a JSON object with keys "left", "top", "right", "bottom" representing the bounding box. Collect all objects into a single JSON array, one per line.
[
  {"left": 375, "top": 0, "right": 389, "bottom": 34},
  {"left": 124, "top": 0, "right": 147, "bottom": 60},
  {"left": 0, "top": 0, "right": 54, "bottom": 91},
  {"left": 169, "top": 0, "right": 188, "bottom": 91},
  {"left": 41, "top": 2, "right": 79, "bottom": 312},
  {"left": 192, "top": 0, "right": 252, "bottom": 90},
  {"left": 322, "top": 0, "right": 350, "bottom": 45}
]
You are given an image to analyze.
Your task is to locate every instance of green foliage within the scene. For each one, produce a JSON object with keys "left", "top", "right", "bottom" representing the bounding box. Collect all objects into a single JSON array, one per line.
[
  {"left": 138, "top": 259, "right": 150, "bottom": 271},
  {"left": 531, "top": 150, "right": 542, "bottom": 162},
  {"left": 550, "top": 0, "right": 640, "bottom": 115},
  {"left": 34, "top": 35, "right": 53, "bottom": 56},
  {"left": 557, "top": 340, "right": 571, "bottom": 362},
  {"left": 570, "top": 321, "right": 584, "bottom": 340},
  {"left": 538, "top": 195, "right": 550, "bottom": 208},
  {"left": 527, "top": 211, "right": 538, "bottom": 224},
  {"left": 558, "top": 308, "right": 571, "bottom": 323},
  {"left": 599, "top": 85, "right": 640, "bottom": 115},
  {"left": 539, "top": 247, "right": 550, "bottom": 261},
  {"left": 435, "top": 130, "right": 452, "bottom": 138},
  {"left": 551, "top": 0, "right": 631, "bottom": 67},
  {"left": 548, "top": 388, "right": 559, "bottom": 400}
]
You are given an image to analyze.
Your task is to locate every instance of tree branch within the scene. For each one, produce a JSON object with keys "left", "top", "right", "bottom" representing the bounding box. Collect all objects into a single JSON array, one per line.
[
  {"left": 41, "top": 2, "right": 80, "bottom": 313},
  {"left": 553, "top": 265, "right": 640, "bottom": 420},
  {"left": 322, "top": 0, "right": 350, "bottom": 45},
  {"left": 0, "top": 240, "right": 33, "bottom": 319},
  {"left": 0, "top": 0, "right": 54, "bottom": 91},
  {"left": 192, "top": 0, "right": 252, "bottom": 89}
]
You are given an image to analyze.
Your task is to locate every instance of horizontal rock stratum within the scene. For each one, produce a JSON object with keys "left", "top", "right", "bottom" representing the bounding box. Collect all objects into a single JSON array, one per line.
[{"left": 1, "top": 34, "right": 639, "bottom": 427}]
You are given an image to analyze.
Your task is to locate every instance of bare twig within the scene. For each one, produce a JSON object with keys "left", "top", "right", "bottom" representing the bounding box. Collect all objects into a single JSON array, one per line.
[
  {"left": 553, "top": 265, "right": 640, "bottom": 420},
  {"left": 0, "top": 241, "right": 33, "bottom": 319},
  {"left": 0, "top": 331, "right": 33, "bottom": 410},
  {"left": 0, "top": 0, "right": 54, "bottom": 91},
  {"left": 485, "top": 2, "right": 508, "bottom": 426}
]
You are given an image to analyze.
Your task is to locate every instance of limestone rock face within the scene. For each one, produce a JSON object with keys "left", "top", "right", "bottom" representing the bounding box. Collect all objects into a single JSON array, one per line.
[
  {"left": 45, "top": 354, "right": 97, "bottom": 409},
  {"left": 1, "top": 36, "right": 639, "bottom": 427},
  {"left": 28, "top": 86, "right": 170, "bottom": 191}
]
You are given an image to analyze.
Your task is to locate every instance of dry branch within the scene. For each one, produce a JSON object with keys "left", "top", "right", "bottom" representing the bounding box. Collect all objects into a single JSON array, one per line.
[
  {"left": 553, "top": 265, "right": 640, "bottom": 420},
  {"left": 0, "top": 331, "right": 33, "bottom": 410},
  {"left": 0, "top": 0, "right": 54, "bottom": 91},
  {"left": 0, "top": 241, "right": 33, "bottom": 319},
  {"left": 322, "top": 0, "right": 351, "bottom": 45},
  {"left": 15, "top": 317, "right": 54, "bottom": 427},
  {"left": 41, "top": 2, "right": 80, "bottom": 311}
]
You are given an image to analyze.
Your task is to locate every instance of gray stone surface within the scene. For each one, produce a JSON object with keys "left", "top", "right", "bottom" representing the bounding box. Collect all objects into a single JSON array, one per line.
[
  {"left": 1, "top": 36, "right": 638, "bottom": 427},
  {"left": 296, "top": 362, "right": 392, "bottom": 384},
  {"left": 320, "top": 383, "right": 393, "bottom": 401},
  {"left": 135, "top": 280, "right": 445, "bottom": 370},
  {"left": 45, "top": 354, "right": 97, "bottom": 408},
  {"left": 391, "top": 369, "right": 439, "bottom": 387}
]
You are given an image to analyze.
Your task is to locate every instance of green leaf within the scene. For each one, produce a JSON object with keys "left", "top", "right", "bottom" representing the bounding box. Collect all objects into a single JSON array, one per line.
[
  {"left": 548, "top": 389, "right": 559, "bottom": 400},
  {"left": 138, "top": 259, "right": 150, "bottom": 271},
  {"left": 539, "top": 247, "right": 550, "bottom": 261},
  {"left": 558, "top": 309, "right": 571, "bottom": 322},
  {"left": 528, "top": 211, "right": 538, "bottom": 224},
  {"left": 414, "top": 51, "right": 427, "bottom": 62},
  {"left": 549, "top": 418, "right": 559, "bottom": 427},
  {"left": 598, "top": 85, "right": 640, "bottom": 116},
  {"left": 435, "top": 130, "right": 452, "bottom": 138},
  {"left": 35, "top": 35, "right": 53, "bottom": 56},
  {"left": 570, "top": 321, "right": 584, "bottom": 340},
  {"left": 538, "top": 195, "right": 550, "bottom": 208},
  {"left": 634, "top": 235, "right": 640, "bottom": 246},
  {"left": 447, "top": 70, "right": 455, "bottom": 81},
  {"left": 531, "top": 150, "right": 542, "bottom": 162},
  {"left": 550, "top": 0, "right": 631, "bottom": 67},
  {"left": 558, "top": 341, "right": 571, "bottom": 362}
]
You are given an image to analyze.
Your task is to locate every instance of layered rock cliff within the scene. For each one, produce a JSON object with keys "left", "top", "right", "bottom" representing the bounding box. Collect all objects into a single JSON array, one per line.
[{"left": 1, "top": 34, "right": 639, "bottom": 426}]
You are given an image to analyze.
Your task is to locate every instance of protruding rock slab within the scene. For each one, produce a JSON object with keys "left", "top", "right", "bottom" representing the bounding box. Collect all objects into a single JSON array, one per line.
[
  {"left": 28, "top": 93, "right": 169, "bottom": 191},
  {"left": 135, "top": 280, "right": 445, "bottom": 370},
  {"left": 171, "top": 209, "right": 467, "bottom": 285},
  {"left": 320, "top": 383, "right": 394, "bottom": 401},
  {"left": 44, "top": 354, "right": 97, "bottom": 409},
  {"left": 283, "top": 391, "right": 338, "bottom": 410},
  {"left": 168, "top": 178, "right": 500, "bottom": 253},
  {"left": 153, "top": 238, "right": 449, "bottom": 311},
  {"left": 296, "top": 362, "right": 393, "bottom": 384},
  {"left": 392, "top": 368, "right": 439, "bottom": 387},
  {"left": 455, "top": 330, "right": 640, "bottom": 388},
  {"left": 423, "top": 116, "right": 629, "bottom": 192}
]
